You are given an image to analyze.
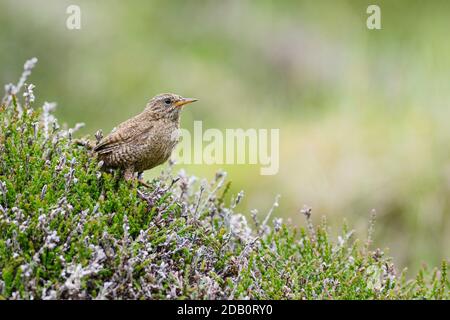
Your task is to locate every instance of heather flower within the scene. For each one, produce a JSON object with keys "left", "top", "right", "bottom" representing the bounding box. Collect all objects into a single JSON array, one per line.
[{"left": 23, "top": 83, "right": 35, "bottom": 106}]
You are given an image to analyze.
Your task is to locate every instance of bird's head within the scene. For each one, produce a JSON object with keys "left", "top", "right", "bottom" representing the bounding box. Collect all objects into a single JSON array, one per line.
[{"left": 145, "top": 93, "right": 197, "bottom": 120}]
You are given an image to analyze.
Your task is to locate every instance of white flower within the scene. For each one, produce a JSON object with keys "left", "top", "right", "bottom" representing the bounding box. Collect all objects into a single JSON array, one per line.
[
  {"left": 229, "top": 214, "right": 252, "bottom": 242},
  {"left": 23, "top": 84, "right": 36, "bottom": 104}
]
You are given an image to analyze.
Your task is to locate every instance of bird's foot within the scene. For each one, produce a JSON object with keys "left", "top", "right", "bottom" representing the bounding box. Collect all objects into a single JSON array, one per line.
[
  {"left": 137, "top": 171, "right": 151, "bottom": 189},
  {"left": 138, "top": 179, "right": 151, "bottom": 189},
  {"left": 124, "top": 168, "right": 151, "bottom": 189}
]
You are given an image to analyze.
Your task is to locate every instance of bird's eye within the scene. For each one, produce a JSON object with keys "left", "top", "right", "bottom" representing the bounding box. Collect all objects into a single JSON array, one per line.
[{"left": 164, "top": 98, "right": 172, "bottom": 105}]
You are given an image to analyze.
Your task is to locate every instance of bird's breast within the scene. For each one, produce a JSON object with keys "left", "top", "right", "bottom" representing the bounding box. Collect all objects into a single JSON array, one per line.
[{"left": 134, "top": 124, "right": 180, "bottom": 171}]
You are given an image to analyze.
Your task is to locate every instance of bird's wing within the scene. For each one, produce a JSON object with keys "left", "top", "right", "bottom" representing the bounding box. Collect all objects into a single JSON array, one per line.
[{"left": 94, "top": 116, "right": 153, "bottom": 155}]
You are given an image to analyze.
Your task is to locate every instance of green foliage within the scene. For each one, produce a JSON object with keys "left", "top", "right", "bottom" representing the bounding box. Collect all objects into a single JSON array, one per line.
[{"left": 0, "top": 87, "right": 448, "bottom": 300}]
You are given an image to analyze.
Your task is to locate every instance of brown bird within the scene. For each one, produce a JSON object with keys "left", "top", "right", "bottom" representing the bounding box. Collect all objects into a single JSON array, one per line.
[{"left": 90, "top": 93, "right": 197, "bottom": 182}]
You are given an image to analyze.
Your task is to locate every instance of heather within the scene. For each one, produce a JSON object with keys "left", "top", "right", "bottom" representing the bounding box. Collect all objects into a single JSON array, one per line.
[{"left": 0, "top": 60, "right": 448, "bottom": 299}]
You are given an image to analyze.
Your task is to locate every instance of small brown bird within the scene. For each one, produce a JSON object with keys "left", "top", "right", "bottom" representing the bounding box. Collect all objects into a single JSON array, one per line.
[{"left": 91, "top": 93, "right": 197, "bottom": 182}]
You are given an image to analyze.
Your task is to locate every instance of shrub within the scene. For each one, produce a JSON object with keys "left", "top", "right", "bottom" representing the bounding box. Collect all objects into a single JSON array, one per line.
[{"left": 0, "top": 59, "right": 448, "bottom": 299}]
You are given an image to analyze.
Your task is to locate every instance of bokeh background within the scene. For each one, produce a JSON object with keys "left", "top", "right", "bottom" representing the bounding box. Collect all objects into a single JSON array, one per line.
[{"left": 1, "top": 0, "right": 449, "bottom": 274}]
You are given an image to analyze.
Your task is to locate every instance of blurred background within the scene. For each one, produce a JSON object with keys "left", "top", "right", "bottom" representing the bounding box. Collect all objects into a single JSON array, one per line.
[{"left": 1, "top": 0, "right": 449, "bottom": 274}]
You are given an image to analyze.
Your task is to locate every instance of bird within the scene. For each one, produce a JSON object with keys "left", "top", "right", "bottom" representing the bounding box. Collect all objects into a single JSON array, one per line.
[{"left": 80, "top": 93, "right": 197, "bottom": 184}]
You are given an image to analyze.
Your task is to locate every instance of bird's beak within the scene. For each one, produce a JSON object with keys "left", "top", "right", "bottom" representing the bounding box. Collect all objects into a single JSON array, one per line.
[{"left": 175, "top": 97, "right": 198, "bottom": 107}]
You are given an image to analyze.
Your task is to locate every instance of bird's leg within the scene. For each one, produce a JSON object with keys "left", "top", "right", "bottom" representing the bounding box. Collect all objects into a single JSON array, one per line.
[
  {"left": 123, "top": 166, "right": 135, "bottom": 182},
  {"left": 123, "top": 167, "right": 150, "bottom": 188}
]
